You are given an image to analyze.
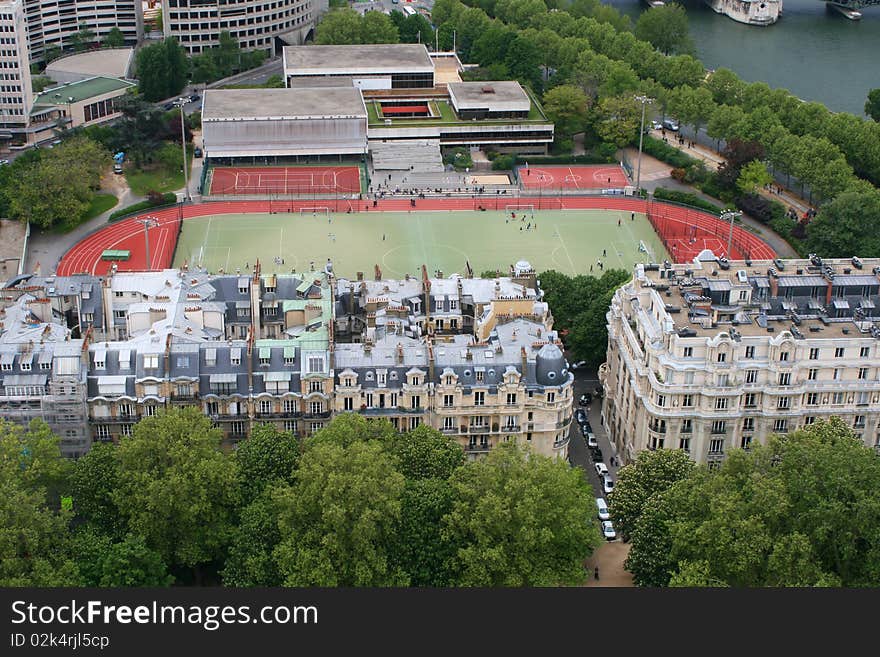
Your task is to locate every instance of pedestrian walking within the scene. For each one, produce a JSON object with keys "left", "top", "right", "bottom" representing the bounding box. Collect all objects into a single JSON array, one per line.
[
  {"left": 594, "top": 567, "right": 600, "bottom": 581},
  {"left": 618, "top": 218, "right": 621, "bottom": 226},
  {"left": 590, "top": 265, "right": 593, "bottom": 272},
  {"left": 631, "top": 211, "right": 635, "bottom": 221},
  {"left": 603, "top": 248, "right": 606, "bottom": 257}
]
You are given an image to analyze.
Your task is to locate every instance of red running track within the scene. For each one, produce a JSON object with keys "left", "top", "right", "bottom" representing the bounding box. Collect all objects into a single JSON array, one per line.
[
  {"left": 57, "top": 196, "right": 775, "bottom": 276},
  {"left": 208, "top": 166, "right": 361, "bottom": 195},
  {"left": 518, "top": 165, "right": 629, "bottom": 190}
]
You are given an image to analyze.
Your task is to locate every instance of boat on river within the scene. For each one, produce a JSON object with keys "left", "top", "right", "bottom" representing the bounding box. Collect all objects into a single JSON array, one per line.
[{"left": 703, "top": 0, "right": 782, "bottom": 25}]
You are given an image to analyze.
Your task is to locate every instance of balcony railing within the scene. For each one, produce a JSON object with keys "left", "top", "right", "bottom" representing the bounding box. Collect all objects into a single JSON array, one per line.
[
  {"left": 303, "top": 410, "right": 331, "bottom": 419},
  {"left": 171, "top": 393, "right": 198, "bottom": 401},
  {"left": 255, "top": 411, "right": 302, "bottom": 419},
  {"left": 464, "top": 443, "right": 490, "bottom": 453},
  {"left": 210, "top": 413, "right": 249, "bottom": 421}
]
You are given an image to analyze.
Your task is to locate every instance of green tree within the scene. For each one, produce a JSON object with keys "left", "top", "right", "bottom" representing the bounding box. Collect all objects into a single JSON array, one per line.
[
  {"left": 73, "top": 528, "right": 173, "bottom": 587},
  {"left": 222, "top": 488, "right": 284, "bottom": 586},
  {"left": 594, "top": 95, "right": 641, "bottom": 148},
  {"left": 805, "top": 188, "right": 880, "bottom": 257},
  {"left": 634, "top": 4, "right": 694, "bottom": 56},
  {"left": 391, "top": 478, "right": 456, "bottom": 586},
  {"left": 361, "top": 11, "right": 401, "bottom": 44},
  {"left": 316, "top": 9, "right": 399, "bottom": 45},
  {"left": 736, "top": 159, "right": 773, "bottom": 196},
  {"left": 865, "top": 88, "right": 880, "bottom": 122},
  {"left": 308, "top": 413, "right": 397, "bottom": 450},
  {"left": 0, "top": 419, "right": 72, "bottom": 505},
  {"left": 136, "top": 39, "right": 188, "bottom": 101},
  {"left": 504, "top": 33, "right": 542, "bottom": 90},
  {"left": 233, "top": 423, "right": 299, "bottom": 506},
  {"left": 443, "top": 443, "right": 600, "bottom": 586},
  {"left": 112, "top": 407, "right": 238, "bottom": 580},
  {"left": 273, "top": 441, "right": 407, "bottom": 586},
  {"left": 69, "top": 442, "right": 124, "bottom": 537},
  {"left": 609, "top": 448, "right": 695, "bottom": 541},
  {"left": 103, "top": 27, "right": 126, "bottom": 49},
  {"left": 44, "top": 44, "right": 62, "bottom": 64},
  {"left": 666, "top": 84, "right": 716, "bottom": 136},
  {"left": 386, "top": 425, "right": 465, "bottom": 480},
  {"left": 542, "top": 84, "right": 589, "bottom": 137},
  {"left": 70, "top": 23, "right": 96, "bottom": 52},
  {"left": 706, "top": 68, "right": 745, "bottom": 106},
  {"left": 0, "top": 479, "right": 79, "bottom": 586}
]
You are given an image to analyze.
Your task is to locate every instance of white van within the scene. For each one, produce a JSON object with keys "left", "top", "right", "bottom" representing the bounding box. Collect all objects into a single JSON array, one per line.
[{"left": 595, "top": 497, "right": 609, "bottom": 521}]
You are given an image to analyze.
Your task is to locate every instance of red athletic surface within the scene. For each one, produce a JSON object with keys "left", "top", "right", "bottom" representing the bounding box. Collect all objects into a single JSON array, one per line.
[
  {"left": 518, "top": 165, "right": 630, "bottom": 190},
  {"left": 56, "top": 196, "right": 774, "bottom": 276},
  {"left": 208, "top": 166, "right": 361, "bottom": 195}
]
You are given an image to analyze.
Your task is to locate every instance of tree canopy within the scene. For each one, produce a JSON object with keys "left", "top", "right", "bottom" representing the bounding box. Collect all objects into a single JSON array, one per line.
[
  {"left": 634, "top": 4, "right": 694, "bottom": 56},
  {"left": 316, "top": 9, "right": 400, "bottom": 45},
  {"left": 625, "top": 419, "right": 880, "bottom": 587}
]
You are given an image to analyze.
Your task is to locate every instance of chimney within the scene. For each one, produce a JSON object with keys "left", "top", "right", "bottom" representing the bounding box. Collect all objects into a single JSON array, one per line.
[
  {"left": 521, "top": 346, "right": 528, "bottom": 372},
  {"left": 374, "top": 264, "right": 382, "bottom": 281},
  {"left": 348, "top": 283, "right": 355, "bottom": 315},
  {"left": 356, "top": 271, "right": 364, "bottom": 281},
  {"left": 427, "top": 342, "right": 435, "bottom": 382},
  {"left": 826, "top": 279, "right": 834, "bottom": 307},
  {"left": 769, "top": 275, "right": 778, "bottom": 299},
  {"left": 396, "top": 342, "right": 404, "bottom": 364},
  {"left": 465, "top": 348, "right": 473, "bottom": 361}
]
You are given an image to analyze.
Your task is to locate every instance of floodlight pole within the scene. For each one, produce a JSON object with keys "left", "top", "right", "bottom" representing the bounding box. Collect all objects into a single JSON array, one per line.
[
  {"left": 723, "top": 210, "right": 742, "bottom": 258},
  {"left": 634, "top": 95, "right": 654, "bottom": 197},
  {"left": 176, "top": 98, "right": 191, "bottom": 202},
  {"left": 137, "top": 217, "right": 158, "bottom": 270}
]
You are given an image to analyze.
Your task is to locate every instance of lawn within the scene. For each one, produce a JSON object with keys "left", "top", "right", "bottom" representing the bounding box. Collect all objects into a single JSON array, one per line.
[
  {"left": 173, "top": 209, "right": 669, "bottom": 278},
  {"left": 125, "top": 147, "right": 194, "bottom": 196},
  {"left": 55, "top": 193, "right": 118, "bottom": 233}
]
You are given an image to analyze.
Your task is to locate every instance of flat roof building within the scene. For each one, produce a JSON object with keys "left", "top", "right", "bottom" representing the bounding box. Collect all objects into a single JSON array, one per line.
[
  {"left": 201, "top": 87, "right": 368, "bottom": 159},
  {"left": 448, "top": 81, "right": 531, "bottom": 119},
  {"left": 284, "top": 43, "right": 435, "bottom": 89},
  {"left": 32, "top": 76, "right": 135, "bottom": 130},
  {"left": 45, "top": 48, "right": 135, "bottom": 84}
]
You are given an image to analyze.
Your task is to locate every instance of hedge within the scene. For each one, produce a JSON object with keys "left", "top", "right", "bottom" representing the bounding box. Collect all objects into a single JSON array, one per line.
[
  {"left": 733, "top": 193, "right": 787, "bottom": 225},
  {"left": 641, "top": 136, "right": 699, "bottom": 170},
  {"left": 108, "top": 193, "right": 178, "bottom": 222}
]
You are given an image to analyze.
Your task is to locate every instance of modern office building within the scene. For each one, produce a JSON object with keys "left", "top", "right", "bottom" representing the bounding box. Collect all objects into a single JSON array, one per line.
[
  {"left": 601, "top": 252, "right": 880, "bottom": 466},
  {"left": 163, "top": 0, "right": 324, "bottom": 56},
  {"left": 24, "top": 0, "right": 142, "bottom": 62},
  {"left": 0, "top": 0, "right": 34, "bottom": 142}
]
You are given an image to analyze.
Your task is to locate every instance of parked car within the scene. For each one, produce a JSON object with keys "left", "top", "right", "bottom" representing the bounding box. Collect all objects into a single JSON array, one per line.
[
  {"left": 587, "top": 435, "right": 598, "bottom": 448},
  {"left": 193, "top": 147, "right": 203, "bottom": 158},
  {"left": 596, "top": 497, "right": 610, "bottom": 521},
  {"left": 163, "top": 102, "right": 175, "bottom": 111},
  {"left": 590, "top": 448, "right": 603, "bottom": 463},
  {"left": 601, "top": 520, "right": 616, "bottom": 540},
  {"left": 594, "top": 462, "right": 608, "bottom": 477},
  {"left": 575, "top": 409, "right": 586, "bottom": 424},
  {"left": 580, "top": 420, "right": 592, "bottom": 433},
  {"left": 113, "top": 163, "right": 123, "bottom": 174},
  {"left": 0, "top": 159, "right": 9, "bottom": 166},
  {"left": 570, "top": 360, "right": 586, "bottom": 370},
  {"left": 188, "top": 94, "right": 201, "bottom": 103},
  {"left": 662, "top": 118, "right": 680, "bottom": 131},
  {"left": 579, "top": 393, "right": 592, "bottom": 406},
  {"left": 603, "top": 476, "right": 615, "bottom": 495},
  {"left": 650, "top": 120, "right": 662, "bottom": 130}
]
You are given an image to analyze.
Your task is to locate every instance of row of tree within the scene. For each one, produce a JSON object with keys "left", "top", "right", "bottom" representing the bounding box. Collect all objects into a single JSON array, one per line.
[
  {"left": 2, "top": 410, "right": 601, "bottom": 587},
  {"left": 612, "top": 419, "right": 880, "bottom": 586},
  {"left": 537, "top": 269, "right": 630, "bottom": 366},
  {"left": 135, "top": 34, "right": 267, "bottom": 102},
  {"left": 431, "top": 0, "right": 880, "bottom": 256}
]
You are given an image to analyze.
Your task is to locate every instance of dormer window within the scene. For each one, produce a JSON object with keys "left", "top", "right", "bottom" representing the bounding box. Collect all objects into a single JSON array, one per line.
[{"left": 143, "top": 354, "right": 159, "bottom": 369}]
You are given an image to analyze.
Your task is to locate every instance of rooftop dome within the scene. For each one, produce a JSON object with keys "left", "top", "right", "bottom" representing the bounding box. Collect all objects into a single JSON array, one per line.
[{"left": 535, "top": 343, "right": 566, "bottom": 386}]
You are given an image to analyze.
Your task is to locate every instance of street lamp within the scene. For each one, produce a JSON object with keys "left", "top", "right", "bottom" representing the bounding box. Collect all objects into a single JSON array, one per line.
[
  {"left": 634, "top": 95, "right": 654, "bottom": 197},
  {"left": 136, "top": 217, "right": 159, "bottom": 271},
  {"left": 721, "top": 210, "right": 742, "bottom": 259},
  {"left": 174, "top": 97, "right": 191, "bottom": 202}
]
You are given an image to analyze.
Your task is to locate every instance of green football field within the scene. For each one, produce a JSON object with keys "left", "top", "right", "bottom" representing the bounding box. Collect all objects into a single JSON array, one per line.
[{"left": 172, "top": 209, "right": 670, "bottom": 278}]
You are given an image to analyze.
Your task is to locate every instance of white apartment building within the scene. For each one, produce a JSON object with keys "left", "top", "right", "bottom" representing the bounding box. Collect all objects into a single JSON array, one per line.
[
  {"left": 602, "top": 252, "right": 880, "bottom": 466},
  {"left": 163, "top": 0, "right": 325, "bottom": 55},
  {"left": 24, "top": 0, "right": 142, "bottom": 62},
  {"left": 0, "top": 0, "right": 33, "bottom": 134}
]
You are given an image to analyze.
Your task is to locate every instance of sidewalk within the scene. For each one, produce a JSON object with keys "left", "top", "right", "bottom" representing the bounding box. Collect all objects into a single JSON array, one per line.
[{"left": 651, "top": 128, "right": 813, "bottom": 214}]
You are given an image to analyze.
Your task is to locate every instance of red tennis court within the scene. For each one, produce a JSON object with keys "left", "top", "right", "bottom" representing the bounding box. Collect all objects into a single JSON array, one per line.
[
  {"left": 208, "top": 166, "right": 362, "bottom": 195},
  {"left": 518, "top": 165, "right": 629, "bottom": 190}
]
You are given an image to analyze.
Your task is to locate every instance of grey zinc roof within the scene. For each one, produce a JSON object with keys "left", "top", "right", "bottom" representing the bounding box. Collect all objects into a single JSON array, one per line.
[
  {"left": 202, "top": 88, "right": 367, "bottom": 121},
  {"left": 283, "top": 44, "right": 433, "bottom": 75},
  {"left": 777, "top": 275, "right": 827, "bottom": 287}
]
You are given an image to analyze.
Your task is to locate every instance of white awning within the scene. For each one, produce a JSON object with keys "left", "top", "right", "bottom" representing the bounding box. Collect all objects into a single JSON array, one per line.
[
  {"left": 118, "top": 349, "right": 131, "bottom": 369},
  {"left": 37, "top": 350, "right": 53, "bottom": 365},
  {"left": 54, "top": 356, "right": 80, "bottom": 375},
  {"left": 230, "top": 347, "right": 241, "bottom": 362},
  {"left": 1, "top": 352, "right": 14, "bottom": 366},
  {"left": 205, "top": 347, "right": 217, "bottom": 363},
  {"left": 4, "top": 374, "right": 47, "bottom": 386},
  {"left": 283, "top": 346, "right": 295, "bottom": 359},
  {"left": 259, "top": 347, "right": 271, "bottom": 359},
  {"left": 97, "top": 375, "right": 128, "bottom": 395},
  {"left": 209, "top": 373, "right": 237, "bottom": 384},
  {"left": 19, "top": 351, "right": 35, "bottom": 365},
  {"left": 265, "top": 371, "right": 292, "bottom": 382}
]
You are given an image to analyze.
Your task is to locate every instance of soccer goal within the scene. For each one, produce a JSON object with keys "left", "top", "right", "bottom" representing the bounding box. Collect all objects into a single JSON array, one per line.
[
  {"left": 505, "top": 204, "right": 535, "bottom": 217},
  {"left": 639, "top": 239, "right": 656, "bottom": 263},
  {"left": 299, "top": 207, "right": 331, "bottom": 221}
]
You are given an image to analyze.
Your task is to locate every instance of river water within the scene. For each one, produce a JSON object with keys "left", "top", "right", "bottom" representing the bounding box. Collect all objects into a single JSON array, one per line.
[{"left": 604, "top": 0, "right": 880, "bottom": 116}]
